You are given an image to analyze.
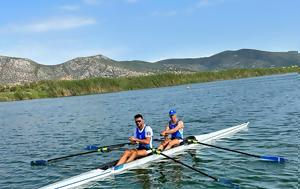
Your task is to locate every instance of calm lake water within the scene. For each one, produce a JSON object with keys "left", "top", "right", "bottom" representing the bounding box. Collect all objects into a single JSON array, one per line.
[{"left": 0, "top": 73, "right": 299, "bottom": 189}]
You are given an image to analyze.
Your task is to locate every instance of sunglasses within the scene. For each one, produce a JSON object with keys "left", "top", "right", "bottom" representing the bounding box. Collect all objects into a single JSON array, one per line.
[{"left": 135, "top": 120, "right": 142, "bottom": 123}]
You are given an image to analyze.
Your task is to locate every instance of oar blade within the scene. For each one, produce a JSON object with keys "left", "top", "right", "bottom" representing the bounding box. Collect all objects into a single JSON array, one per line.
[
  {"left": 260, "top": 156, "right": 286, "bottom": 163},
  {"left": 31, "top": 160, "right": 48, "bottom": 166},
  {"left": 218, "top": 178, "right": 240, "bottom": 189}
]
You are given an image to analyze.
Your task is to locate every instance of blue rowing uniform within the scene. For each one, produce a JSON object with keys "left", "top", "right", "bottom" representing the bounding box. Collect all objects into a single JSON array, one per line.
[
  {"left": 169, "top": 120, "right": 183, "bottom": 139},
  {"left": 134, "top": 125, "right": 153, "bottom": 150}
]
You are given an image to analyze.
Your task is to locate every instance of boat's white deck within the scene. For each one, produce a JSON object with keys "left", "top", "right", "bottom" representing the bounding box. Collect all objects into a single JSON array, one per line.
[{"left": 40, "top": 122, "right": 249, "bottom": 189}]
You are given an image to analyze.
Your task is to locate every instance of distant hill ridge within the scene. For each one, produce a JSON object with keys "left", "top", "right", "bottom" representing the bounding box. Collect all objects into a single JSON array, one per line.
[{"left": 0, "top": 49, "right": 299, "bottom": 85}]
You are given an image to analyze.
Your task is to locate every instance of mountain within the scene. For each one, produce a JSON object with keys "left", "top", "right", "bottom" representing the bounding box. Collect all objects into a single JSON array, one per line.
[
  {"left": 0, "top": 49, "right": 299, "bottom": 85},
  {"left": 157, "top": 49, "right": 300, "bottom": 70}
]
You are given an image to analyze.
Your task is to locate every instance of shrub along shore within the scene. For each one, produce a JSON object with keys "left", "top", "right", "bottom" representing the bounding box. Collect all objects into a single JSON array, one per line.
[{"left": 0, "top": 66, "right": 299, "bottom": 102}]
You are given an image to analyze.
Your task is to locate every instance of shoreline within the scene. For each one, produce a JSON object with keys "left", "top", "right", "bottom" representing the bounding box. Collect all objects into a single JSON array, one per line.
[{"left": 0, "top": 67, "right": 299, "bottom": 102}]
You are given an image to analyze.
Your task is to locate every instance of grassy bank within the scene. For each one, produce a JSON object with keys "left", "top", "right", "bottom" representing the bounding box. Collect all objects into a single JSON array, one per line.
[{"left": 0, "top": 66, "right": 299, "bottom": 102}]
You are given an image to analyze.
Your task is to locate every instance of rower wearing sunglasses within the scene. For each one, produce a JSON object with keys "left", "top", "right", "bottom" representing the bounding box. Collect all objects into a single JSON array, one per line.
[
  {"left": 115, "top": 114, "right": 153, "bottom": 166},
  {"left": 157, "top": 109, "right": 184, "bottom": 151}
]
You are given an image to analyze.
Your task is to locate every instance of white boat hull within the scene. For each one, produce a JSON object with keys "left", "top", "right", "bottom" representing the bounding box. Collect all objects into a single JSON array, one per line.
[{"left": 40, "top": 122, "right": 249, "bottom": 189}]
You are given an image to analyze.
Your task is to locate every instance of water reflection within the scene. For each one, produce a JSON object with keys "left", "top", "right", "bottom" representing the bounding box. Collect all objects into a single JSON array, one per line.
[{"left": 132, "top": 168, "right": 152, "bottom": 189}]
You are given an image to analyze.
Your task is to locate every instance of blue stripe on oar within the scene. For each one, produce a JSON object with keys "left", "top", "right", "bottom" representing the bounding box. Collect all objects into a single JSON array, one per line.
[
  {"left": 260, "top": 156, "right": 286, "bottom": 163},
  {"left": 31, "top": 160, "right": 48, "bottom": 166},
  {"left": 85, "top": 145, "right": 99, "bottom": 150},
  {"left": 113, "top": 164, "right": 124, "bottom": 171},
  {"left": 218, "top": 178, "right": 240, "bottom": 189}
]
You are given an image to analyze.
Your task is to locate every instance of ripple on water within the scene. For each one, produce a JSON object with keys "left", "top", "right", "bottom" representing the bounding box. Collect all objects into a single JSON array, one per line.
[{"left": 0, "top": 73, "right": 299, "bottom": 189}]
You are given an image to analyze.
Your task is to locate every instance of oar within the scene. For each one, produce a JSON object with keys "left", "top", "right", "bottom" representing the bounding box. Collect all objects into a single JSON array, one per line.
[
  {"left": 186, "top": 137, "right": 286, "bottom": 163},
  {"left": 152, "top": 149, "right": 240, "bottom": 189},
  {"left": 86, "top": 138, "right": 164, "bottom": 151},
  {"left": 31, "top": 142, "right": 131, "bottom": 166}
]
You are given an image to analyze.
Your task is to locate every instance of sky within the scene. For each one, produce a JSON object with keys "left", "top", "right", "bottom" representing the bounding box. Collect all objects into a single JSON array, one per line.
[{"left": 0, "top": 0, "right": 299, "bottom": 65}]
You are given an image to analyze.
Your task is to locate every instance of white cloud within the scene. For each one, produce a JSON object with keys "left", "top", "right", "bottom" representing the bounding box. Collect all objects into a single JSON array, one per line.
[
  {"left": 1, "top": 16, "right": 96, "bottom": 33},
  {"left": 184, "top": 0, "right": 224, "bottom": 14},
  {"left": 59, "top": 5, "right": 80, "bottom": 11},
  {"left": 151, "top": 10, "right": 178, "bottom": 17},
  {"left": 124, "top": 0, "right": 139, "bottom": 3},
  {"left": 151, "top": 0, "right": 223, "bottom": 17},
  {"left": 81, "top": 0, "right": 102, "bottom": 5},
  {"left": 197, "top": 0, "right": 210, "bottom": 7}
]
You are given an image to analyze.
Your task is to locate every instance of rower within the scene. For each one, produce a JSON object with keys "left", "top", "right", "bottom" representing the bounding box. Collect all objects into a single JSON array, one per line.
[
  {"left": 157, "top": 109, "right": 184, "bottom": 151},
  {"left": 115, "top": 114, "right": 153, "bottom": 166}
]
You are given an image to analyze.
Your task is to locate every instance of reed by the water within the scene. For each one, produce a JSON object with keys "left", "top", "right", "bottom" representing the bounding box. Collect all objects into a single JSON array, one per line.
[{"left": 0, "top": 66, "right": 298, "bottom": 102}]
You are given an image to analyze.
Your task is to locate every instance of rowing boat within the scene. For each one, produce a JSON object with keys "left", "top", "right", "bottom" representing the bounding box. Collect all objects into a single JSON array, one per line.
[{"left": 40, "top": 122, "right": 249, "bottom": 189}]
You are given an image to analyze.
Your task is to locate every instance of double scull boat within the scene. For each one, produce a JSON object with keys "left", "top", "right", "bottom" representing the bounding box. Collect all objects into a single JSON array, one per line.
[{"left": 40, "top": 122, "right": 249, "bottom": 189}]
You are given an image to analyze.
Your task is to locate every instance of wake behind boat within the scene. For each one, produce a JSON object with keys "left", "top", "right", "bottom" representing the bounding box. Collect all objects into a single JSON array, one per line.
[{"left": 40, "top": 122, "right": 249, "bottom": 189}]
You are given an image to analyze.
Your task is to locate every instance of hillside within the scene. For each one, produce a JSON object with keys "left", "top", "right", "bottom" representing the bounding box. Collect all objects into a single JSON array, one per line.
[
  {"left": 157, "top": 49, "right": 300, "bottom": 70},
  {"left": 0, "top": 49, "right": 299, "bottom": 85}
]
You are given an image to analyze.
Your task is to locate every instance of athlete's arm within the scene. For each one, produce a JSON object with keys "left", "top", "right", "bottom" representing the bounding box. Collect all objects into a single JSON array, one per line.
[
  {"left": 165, "top": 121, "right": 184, "bottom": 134},
  {"left": 160, "top": 125, "right": 170, "bottom": 136},
  {"left": 133, "top": 136, "right": 151, "bottom": 145},
  {"left": 131, "top": 127, "right": 152, "bottom": 144}
]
